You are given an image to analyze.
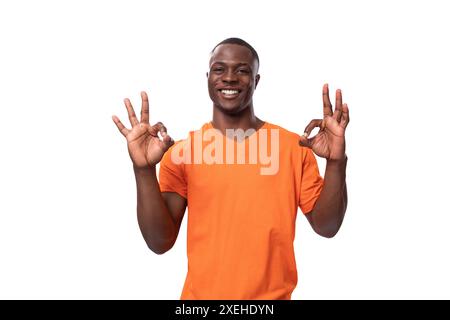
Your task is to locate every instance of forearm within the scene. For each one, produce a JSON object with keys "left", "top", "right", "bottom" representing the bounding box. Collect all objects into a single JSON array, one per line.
[
  {"left": 134, "top": 166, "right": 177, "bottom": 254},
  {"left": 310, "top": 157, "right": 348, "bottom": 238}
]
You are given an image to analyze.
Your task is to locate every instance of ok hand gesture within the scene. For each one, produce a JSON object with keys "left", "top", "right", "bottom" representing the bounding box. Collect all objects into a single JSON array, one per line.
[
  {"left": 112, "top": 91, "right": 174, "bottom": 169},
  {"left": 299, "top": 84, "right": 350, "bottom": 161}
]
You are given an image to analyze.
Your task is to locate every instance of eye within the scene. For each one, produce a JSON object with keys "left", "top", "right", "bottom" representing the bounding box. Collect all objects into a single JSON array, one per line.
[
  {"left": 237, "top": 69, "right": 250, "bottom": 74},
  {"left": 212, "top": 67, "right": 224, "bottom": 73}
]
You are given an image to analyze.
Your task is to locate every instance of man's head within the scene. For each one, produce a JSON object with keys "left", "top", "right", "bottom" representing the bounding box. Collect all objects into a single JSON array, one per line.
[{"left": 207, "top": 38, "right": 260, "bottom": 115}]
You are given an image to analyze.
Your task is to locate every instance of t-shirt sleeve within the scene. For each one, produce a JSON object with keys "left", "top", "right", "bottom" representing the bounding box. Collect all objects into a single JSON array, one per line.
[
  {"left": 159, "top": 142, "right": 187, "bottom": 199},
  {"left": 298, "top": 147, "right": 324, "bottom": 214}
]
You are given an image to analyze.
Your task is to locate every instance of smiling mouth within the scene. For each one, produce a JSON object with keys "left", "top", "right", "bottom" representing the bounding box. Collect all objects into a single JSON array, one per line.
[{"left": 218, "top": 89, "right": 241, "bottom": 98}]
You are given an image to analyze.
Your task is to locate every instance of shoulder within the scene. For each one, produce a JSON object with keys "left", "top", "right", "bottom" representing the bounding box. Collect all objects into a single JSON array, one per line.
[
  {"left": 167, "top": 123, "right": 211, "bottom": 149},
  {"left": 264, "top": 122, "right": 313, "bottom": 159},
  {"left": 264, "top": 122, "right": 302, "bottom": 145},
  {"left": 161, "top": 123, "right": 210, "bottom": 164}
]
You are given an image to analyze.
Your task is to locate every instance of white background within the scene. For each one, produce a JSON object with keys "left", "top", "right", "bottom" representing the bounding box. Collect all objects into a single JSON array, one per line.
[{"left": 1, "top": 0, "right": 449, "bottom": 299}]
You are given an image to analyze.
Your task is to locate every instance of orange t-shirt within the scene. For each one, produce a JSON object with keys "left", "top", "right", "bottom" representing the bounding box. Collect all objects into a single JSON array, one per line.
[{"left": 159, "top": 122, "right": 323, "bottom": 299}]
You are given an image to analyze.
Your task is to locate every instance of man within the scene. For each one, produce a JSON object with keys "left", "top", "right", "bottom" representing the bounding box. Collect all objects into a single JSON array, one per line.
[{"left": 112, "top": 38, "right": 349, "bottom": 299}]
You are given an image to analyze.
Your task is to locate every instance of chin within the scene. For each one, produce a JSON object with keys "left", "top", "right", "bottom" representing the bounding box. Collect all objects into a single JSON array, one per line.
[{"left": 217, "top": 103, "right": 247, "bottom": 115}]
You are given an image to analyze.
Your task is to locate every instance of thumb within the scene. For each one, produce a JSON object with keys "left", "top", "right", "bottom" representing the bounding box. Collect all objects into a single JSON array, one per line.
[{"left": 299, "top": 134, "right": 313, "bottom": 149}]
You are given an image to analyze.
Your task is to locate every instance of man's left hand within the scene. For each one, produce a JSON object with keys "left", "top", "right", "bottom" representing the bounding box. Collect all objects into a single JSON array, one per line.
[{"left": 299, "top": 84, "right": 350, "bottom": 161}]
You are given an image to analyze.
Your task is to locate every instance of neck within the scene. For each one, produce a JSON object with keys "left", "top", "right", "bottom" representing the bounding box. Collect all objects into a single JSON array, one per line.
[{"left": 211, "top": 103, "right": 264, "bottom": 133}]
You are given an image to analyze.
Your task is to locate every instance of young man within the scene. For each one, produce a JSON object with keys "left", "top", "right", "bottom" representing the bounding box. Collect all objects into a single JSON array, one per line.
[{"left": 112, "top": 38, "right": 349, "bottom": 299}]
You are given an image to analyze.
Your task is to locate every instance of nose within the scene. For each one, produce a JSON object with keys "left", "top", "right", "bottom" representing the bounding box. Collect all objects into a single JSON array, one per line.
[{"left": 222, "top": 69, "right": 238, "bottom": 84}]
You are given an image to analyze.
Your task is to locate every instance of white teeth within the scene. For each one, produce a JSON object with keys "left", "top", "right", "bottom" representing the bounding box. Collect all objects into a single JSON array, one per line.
[{"left": 221, "top": 89, "right": 239, "bottom": 95}]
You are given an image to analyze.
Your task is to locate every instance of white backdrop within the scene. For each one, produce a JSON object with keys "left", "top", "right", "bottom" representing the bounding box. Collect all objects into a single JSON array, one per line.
[{"left": 1, "top": 0, "right": 449, "bottom": 299}]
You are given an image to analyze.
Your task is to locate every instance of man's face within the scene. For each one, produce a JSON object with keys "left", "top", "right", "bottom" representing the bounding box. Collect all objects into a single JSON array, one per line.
[{"left": 207, "top": 44, "right": 260, "bottom": 114}]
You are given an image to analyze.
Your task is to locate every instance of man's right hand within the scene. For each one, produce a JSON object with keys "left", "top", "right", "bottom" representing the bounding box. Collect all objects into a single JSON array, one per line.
[{"left": 112, "top": 91, "right": 174, "bottom": 169}]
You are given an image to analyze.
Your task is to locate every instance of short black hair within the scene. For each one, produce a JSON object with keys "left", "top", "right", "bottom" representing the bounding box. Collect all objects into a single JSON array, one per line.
[{"left": 211, "top": 38, "right": 259, "bottom": 66}]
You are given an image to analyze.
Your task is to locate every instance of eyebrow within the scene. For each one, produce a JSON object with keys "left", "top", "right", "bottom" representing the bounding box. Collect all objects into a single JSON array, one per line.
[{"left": 210, "top": 62, "right": 252, "bottom": 69}]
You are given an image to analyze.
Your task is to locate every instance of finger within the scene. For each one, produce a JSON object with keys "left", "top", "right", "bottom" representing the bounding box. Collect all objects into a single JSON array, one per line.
[
  {"left": 340, "top": 103, "right": 350, "bottom": 128},
  {"left": 299, "top": 135, "right": 315, "bottom": 149},
  {"left": 303, "top": 119, "right": 323, "bottom": 138},
  {"left": 159, "top": 123, "right": 168, "bottom": 137},
  {"left": 149, "top": 121, "right": 167, "bottom": 138},
  {"left": 124, "top": 98, "right": 139, "bottom": 127},
  {"left": 322, "top": 83, "right": 333, "bottom": 117},
  {"left": 112, "top": 115, "right": 129, "bottom": 137},
  {"left": 161, "top": 134, "right": 175, "bottom": 152},
  {"left": 140, "top": 91, "right": 150, "bottom": 124},
  {"left": 333, "top": 89, "right": 343, "bottom": 122}
]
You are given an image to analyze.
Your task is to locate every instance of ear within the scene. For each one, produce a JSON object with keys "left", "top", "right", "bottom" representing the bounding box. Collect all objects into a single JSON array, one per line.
[{"left": 255, "top": 74, "right": 260, "bottom": 89}]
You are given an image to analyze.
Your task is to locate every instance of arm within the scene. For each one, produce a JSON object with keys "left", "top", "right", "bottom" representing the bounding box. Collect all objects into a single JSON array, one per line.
[
  {"left": 134, "top": 166, "right": 186, "bottom": 254},
  {"left": 300, "top": 84, "right": 350, "bottom": 238},
  {"left": 306, "top": 157, "right": 347, "bottom": 238},
  {"left": 113, "top": 91, "right": 186, "bottom": 254}
]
